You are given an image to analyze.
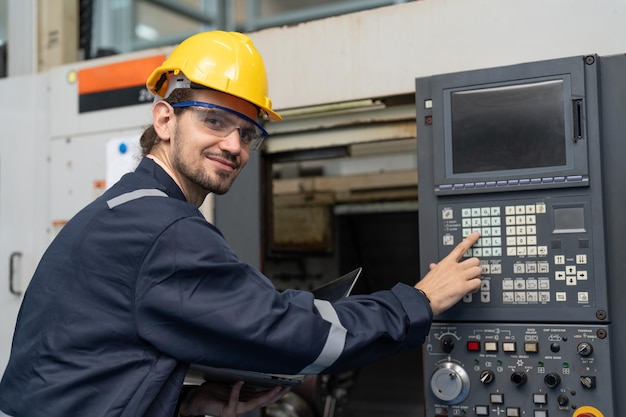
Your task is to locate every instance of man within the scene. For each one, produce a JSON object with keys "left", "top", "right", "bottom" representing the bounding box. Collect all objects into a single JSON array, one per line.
[{"left": 0, "top": 31, "right": 482, "bottom": 417}]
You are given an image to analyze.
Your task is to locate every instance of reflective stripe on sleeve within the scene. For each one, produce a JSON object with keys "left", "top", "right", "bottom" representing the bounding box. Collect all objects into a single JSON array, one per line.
[
  {"left": 299, "top": 299, "right": 347, "bottom": 374},
  {"left": 107, "top": 189, "right": 168, "bottom": 209}
]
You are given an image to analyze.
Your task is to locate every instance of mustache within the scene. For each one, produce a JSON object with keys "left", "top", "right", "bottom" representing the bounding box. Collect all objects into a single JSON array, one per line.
[{"left": 205, "top": 151, "right": 240, "bottom": 169}]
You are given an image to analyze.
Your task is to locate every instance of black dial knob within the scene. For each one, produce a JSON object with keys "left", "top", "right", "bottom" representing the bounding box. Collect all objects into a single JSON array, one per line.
[
  {"left": 440, "top": 336, "right": 455, "bottom": 353},
  {"left": 511, "top": 371, "right": 527, "bottom": 386},
  {"left": 545, "top": 372, "right": 561, "bottom": 388}
]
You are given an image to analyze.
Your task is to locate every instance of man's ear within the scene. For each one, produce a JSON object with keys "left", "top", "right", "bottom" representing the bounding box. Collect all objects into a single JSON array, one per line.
[{"left": 153, "top": 101, "right": 174, "bottom": 141}]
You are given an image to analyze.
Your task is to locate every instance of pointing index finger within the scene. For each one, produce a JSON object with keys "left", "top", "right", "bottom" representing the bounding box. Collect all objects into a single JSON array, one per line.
[{"left": 452, "top": 231, "right": 480, "bottom": 260}]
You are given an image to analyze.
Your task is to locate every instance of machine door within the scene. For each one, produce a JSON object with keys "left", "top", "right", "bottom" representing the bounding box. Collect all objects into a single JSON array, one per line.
[{"left": 0, "top": 73, "right": 50, "bottom": 374}]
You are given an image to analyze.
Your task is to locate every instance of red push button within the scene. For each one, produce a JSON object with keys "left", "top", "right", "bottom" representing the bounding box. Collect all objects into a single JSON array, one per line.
[{"left": 467, "top": 341, "right": 481, "bottom": 351}]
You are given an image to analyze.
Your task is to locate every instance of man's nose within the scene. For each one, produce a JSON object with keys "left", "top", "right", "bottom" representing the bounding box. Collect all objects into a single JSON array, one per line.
[{"left": 220, "top": 128, "right": 243, "bottom": 153}]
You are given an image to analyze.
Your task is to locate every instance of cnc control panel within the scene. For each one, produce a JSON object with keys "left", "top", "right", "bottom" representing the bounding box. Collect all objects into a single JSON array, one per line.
[
  {"left": 416, "top": 55, "right": 618, "bottom": 416},
  {"left": 424, "top": 323, "right": 612, "bottom": 417}
]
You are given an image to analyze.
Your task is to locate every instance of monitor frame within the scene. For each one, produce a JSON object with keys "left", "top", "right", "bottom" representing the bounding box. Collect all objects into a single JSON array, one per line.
[{"left": 426, "top": 57, "right": 590, "bottom": 195}]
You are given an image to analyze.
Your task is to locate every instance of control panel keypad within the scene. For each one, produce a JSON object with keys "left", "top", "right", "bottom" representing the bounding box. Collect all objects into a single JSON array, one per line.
[{"left": 438, "top": 198, "right": 594, "bottom": 310}]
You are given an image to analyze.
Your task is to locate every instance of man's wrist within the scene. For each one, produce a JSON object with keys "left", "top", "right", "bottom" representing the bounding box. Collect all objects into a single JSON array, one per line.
[{"left": 417, "top": 288, "right": 430, "bottom": 304}]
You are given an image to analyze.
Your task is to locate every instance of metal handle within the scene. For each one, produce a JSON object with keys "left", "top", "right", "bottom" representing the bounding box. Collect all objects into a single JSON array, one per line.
[
  {"left": 572, "top": 99, "right": 583, "bottom": 141},
  {"left": 9, "top": 251, "right": 22, "bottom": 296}
]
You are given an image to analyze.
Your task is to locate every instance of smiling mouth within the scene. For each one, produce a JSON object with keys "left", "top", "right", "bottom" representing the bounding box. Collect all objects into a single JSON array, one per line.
[{"left": 207, "top": 155, "right": 238, "bottom": 171}]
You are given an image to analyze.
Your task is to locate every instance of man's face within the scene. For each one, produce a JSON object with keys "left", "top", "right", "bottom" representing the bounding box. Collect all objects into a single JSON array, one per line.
[{"left": 169, "top": 89, "right": 260, "bottom": 195}]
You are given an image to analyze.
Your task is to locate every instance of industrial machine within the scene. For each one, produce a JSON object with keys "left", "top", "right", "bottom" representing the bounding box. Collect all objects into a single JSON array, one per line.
[
  {"left": 416, "top": 54, "right": 626, "bottom": 416},
  {"left": 2, "top": 9, "right": 624, "bottom": 412}
]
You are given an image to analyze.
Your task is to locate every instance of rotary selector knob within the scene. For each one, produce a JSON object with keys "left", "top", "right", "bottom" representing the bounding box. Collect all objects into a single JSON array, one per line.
[
  {"left": 479, "top": 370, "right": 495, "bottom": 385},
  {"left": 440, "top": 336, "right": 455, "bottom": 353},
  {"left": 577, "top": 342, "right": 593, "bottom": 356},
  {"left": 430, "top": 362, "right": 470, "bottom": 404}
]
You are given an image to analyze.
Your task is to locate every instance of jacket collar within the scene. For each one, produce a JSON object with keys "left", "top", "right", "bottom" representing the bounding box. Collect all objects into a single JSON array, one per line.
[{"left": 135, "top": 157, "right": 187, "bottom": 202}]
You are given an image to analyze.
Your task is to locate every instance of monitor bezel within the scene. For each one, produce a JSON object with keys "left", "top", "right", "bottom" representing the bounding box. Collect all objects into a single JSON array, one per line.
[{"left": 429, "top": 62, "right": 589, "bottom": 194}]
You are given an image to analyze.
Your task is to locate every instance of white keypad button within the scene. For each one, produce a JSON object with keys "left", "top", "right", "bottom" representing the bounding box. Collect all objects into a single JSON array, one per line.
[{"left": 538, "top": 279, "right": 550, "bottom": 289}]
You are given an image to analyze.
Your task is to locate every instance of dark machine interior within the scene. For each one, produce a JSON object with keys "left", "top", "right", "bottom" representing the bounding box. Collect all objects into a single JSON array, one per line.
[
  {"left": 338, "top": 211, "right": 424, "bottom": 417},
  {"left": 259, "top": 138, "right": 423, "bottom": 417}
]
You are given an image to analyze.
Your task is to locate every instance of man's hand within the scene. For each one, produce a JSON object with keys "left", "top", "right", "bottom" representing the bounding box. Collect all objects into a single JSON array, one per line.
[
  {"left": 179, "top": 380, "right": 290, "bottom": 417},
  {"left": 415, "top": 231, "right": 482, "bottom": 316}
]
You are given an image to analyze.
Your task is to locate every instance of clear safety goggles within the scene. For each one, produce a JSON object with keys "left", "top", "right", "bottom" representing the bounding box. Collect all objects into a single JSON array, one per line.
[{"left": 171, "top": 101, "right": 268, "bottom": 150}]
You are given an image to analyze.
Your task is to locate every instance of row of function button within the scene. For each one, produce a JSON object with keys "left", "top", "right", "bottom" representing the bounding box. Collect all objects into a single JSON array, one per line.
[
  {"left": 438, "top": 409, "right": 545, "bottom": 417},
  {"left": 438, "top": 175, "right": 585, "bottom": 191},
  {"left": 475, "top": 393, "right": 560, "bottom": 417},
  {"left": 475, "top": 393, "right": 550, "bottom": 416},
  {"left": 462, "top": 205, "right": 547, "bottom": 217},
  {"left": 466, "top": 340, "right": 539, "bottom": 353},
  {"left": 480, "top": 257, "right": 587, "bottom": 275},
  {"left": 466, "top": 291, "right": 590, "bottom": 304},
  {"left": 464, "top": 279, "right": 590, "bottom": 303}
]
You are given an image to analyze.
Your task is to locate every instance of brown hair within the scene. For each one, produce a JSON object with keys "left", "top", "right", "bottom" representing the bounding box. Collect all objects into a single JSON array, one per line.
[{"left": 139, "top": 88, "right": 196, "bottom": 156}]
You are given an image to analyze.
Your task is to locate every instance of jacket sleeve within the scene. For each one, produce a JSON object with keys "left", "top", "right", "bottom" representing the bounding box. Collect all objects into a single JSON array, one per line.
[{"left": 134, "top": 215, "right": 432, "bottom": 375}]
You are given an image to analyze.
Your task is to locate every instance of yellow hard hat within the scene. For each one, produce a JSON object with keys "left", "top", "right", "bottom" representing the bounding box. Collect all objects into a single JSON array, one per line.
[{"left": 146, "top": 31, "right": 281, "bottom": 121}]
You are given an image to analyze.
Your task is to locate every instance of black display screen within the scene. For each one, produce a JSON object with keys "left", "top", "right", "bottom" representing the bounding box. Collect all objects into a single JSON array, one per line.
[{"left": 450, "top": 80, "right": 567, "bottom": 175}]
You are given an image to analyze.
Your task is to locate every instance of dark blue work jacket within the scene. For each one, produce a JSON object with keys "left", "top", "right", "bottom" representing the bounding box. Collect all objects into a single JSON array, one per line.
[{"left": 0, "top": 158, "right": 432, "bottom": 417}]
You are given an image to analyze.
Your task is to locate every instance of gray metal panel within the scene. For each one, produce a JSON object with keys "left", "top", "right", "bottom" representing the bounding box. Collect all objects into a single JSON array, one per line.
[
  {"left": 213, "top": 149, "right": 262, "bottom": 269},
  {"left": 0, "top": 72, "right": 50, "bottom": 375},
  {"left": 424, "top": 322, "right": 614, "bottom": 415},
  {"left": 598, "top": 52, "right": 626, "bottom": 416},
  {"left": 416, "top": 55, "right": 609, "bottom": 324},
  {"left": 417, "top": 54, "right": 625, "bottom": 415}
]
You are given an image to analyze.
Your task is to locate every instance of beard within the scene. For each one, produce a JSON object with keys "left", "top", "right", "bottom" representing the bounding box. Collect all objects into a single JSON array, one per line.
[{"left": 171, "top": 132, "right": 240, "bottom": 195}]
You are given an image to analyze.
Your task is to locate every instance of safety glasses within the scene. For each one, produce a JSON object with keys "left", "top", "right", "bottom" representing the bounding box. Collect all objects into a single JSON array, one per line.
[{"left": 171, "top": 101, "right": 268, "bottom": 150}]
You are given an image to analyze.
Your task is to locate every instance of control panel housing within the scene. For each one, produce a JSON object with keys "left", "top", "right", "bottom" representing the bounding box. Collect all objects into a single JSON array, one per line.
[{"left": 416, "top": 54, "right": 625, "bottom": 416}]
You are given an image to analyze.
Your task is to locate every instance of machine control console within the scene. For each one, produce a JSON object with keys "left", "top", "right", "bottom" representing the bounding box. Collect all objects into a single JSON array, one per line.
[{"left": 424, "top": 323, "right": 613, "bottom": 417}]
